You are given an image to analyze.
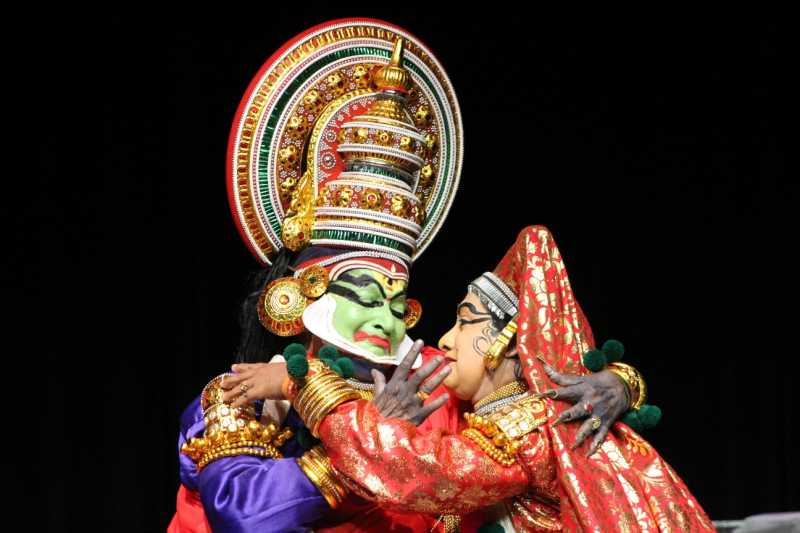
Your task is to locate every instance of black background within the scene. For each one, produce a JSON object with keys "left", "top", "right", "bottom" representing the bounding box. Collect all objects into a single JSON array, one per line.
[{"left": 28, "top": 9, "right": 796, "bottom": 532}]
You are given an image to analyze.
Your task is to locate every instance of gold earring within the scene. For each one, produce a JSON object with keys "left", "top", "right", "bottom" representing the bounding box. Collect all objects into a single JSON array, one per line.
[
  {"left": 403, "top": 298, "right": 422, "bottom": 329},
  {"left": 484, "top": 319, "right": 518, "bottom": 370},
  {"left": 298, "top": 265, "right": 329, "bottom": 298},
  {"left": 257, "top": 277, "right": 308, "bottom": 336}
]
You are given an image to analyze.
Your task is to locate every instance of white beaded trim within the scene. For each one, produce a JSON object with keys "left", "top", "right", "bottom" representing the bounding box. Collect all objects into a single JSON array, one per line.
[
  {"left": 315, "top": 207, "right": 422, "bottom": 234},
  {"left": 483, "top": 272, "right": 518, "bottom": 304},
  {"left": 474, "top": 392, "right": 529, "bottom": 417},
  {"left": 469, "top": 273, "right": 518, "bottom": 320},
  {"left": 342, "top": 121, "right": 427, "bottom": 142},
  {"left": 346, "top": 378, "right": 376, "bottom": 391},
  {"left": 338, "top": 143, "right": 425, "bottom": 168},
  {"left": 337, "top": 171, "right": 413, "bottom": 191}
]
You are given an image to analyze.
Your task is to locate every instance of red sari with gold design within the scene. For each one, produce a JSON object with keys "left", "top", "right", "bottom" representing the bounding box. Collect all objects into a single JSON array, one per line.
[{"left": 316, "top": 226, "right": 715, "bottom": 532}]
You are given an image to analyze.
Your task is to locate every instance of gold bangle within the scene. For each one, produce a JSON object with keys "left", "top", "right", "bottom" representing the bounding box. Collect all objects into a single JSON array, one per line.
[
  {"left": 197, "top": 443, "right": 283, "bottom": 469},
  {"left": 293, "top": 362, "right": 361, "bottom": 436},
  {"left": 298, "top": 379, "right": 349, "bottom": 429},
  {"left": 294, "top": 375, "right": 334, "bottom": 421},
  {"left": 199, "top": 446, "right": 277, "bottom": 469},
  {"left": 608, "top": 362, "right": 647, "bottom": 410},
  {"left": 305, "top": 388, "right": 361, "bottom": 436},
  {"left": 297, "top": 379, "right": 339, "bottom": 419},
  {"left": 296, "top": 445, "right": 348, "bottom": 508}
]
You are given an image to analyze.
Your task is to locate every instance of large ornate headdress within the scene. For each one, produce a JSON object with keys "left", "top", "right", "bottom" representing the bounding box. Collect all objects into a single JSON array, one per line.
[{"left": 227, "top": 19, "right": 463, "bottom": 363}]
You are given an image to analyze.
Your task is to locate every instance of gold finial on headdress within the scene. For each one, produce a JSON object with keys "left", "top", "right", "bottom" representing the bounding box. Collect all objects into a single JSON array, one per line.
[
  {"left": 391, "top": 37, "right": 403, "bottom": 65},
  {"left": 374, "top": 39, "right": 412, "bottom": 93}
]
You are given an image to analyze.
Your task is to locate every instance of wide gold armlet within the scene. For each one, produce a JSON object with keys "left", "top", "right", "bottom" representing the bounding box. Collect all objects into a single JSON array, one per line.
[{"left": 181, "top": 374, "right": 294, "bottom": 470}]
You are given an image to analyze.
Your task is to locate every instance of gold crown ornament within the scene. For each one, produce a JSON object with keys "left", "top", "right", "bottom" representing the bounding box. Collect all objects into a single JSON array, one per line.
[{"left": 226, "top": 19, "right": 463, "bottom": 268}]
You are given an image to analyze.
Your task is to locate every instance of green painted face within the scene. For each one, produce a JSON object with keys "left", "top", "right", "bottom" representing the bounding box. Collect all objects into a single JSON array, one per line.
[{"left": 327, "top": 268, "right": 408, "bottom": 356}]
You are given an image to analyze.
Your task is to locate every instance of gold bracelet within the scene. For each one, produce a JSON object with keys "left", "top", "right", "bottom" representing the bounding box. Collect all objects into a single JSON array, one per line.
[
  {"left": 296, "top": 360, "right": 341, "bottom": 412},
  {"left": 296, "top": 445, "right": 348, "bottom": 508},
  {"left": 304, "top": 388, "right": 361, "bottom": 436},
  {"left": 198, "top": 445, "right": 282, "bottom": 469},
  {"left": 296, "top": 366, "right": 359, "bottom": 422},
  {"left": 608, "top": 362, "right": 647, "bottom": 410},
  {"left": 299, "top": 380, "right": 348, "bottom": 430},
  {"left": 300, "top": 377, "right": 347, "bottom": 418},
  {"left": 182, "top": 373, "right": 294, "bottom": 470},
  {"left": 293, "top": 361, "right": 361, "bottom": 436},
  {"left": 298, "top": 449, "right": 346, "bottom": 508}
]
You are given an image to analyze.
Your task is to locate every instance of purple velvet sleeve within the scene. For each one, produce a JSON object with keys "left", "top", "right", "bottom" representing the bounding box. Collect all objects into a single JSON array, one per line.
[{"left": 177, "top": 396, "right": 329, "bottom": 533}]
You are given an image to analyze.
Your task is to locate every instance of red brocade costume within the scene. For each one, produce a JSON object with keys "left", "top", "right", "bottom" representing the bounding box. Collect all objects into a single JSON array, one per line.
[
  {"left": 169, "top": 346, "right": 464, "bottom": 533},
  {"left": 314, "top": 226, "right": 714, "bottom": 532}
]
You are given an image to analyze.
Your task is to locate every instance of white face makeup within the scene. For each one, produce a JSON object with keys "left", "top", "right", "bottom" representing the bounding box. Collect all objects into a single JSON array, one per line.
[{"left": 303, "top": 267, "right": 420, "bottom": 369}]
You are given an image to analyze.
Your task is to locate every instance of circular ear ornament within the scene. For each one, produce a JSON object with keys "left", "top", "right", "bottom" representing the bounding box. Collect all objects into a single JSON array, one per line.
[
  {"left": 257, "top": 277, "right": 308, "bottom": 336},
  {"left": 403, "top": 298, "right": 422, "bottom": 329},
  {"left": 298, "top": 265, "right": 330, "bottom": 299}
]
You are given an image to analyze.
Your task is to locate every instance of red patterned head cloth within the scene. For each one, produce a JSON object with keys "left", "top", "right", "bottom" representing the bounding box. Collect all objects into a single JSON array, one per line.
[{"left": 491, "top": 226, "right": 714, "bottom": 531}]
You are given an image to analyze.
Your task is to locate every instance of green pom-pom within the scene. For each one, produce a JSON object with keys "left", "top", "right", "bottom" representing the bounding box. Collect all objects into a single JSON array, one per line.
[
  {"left": 329, "top": 361, "right": 343, "bottom": 376},
  {"left": 622, "top": 410, "right": 643, "bottom": 433},
  {"left": 295, "top": 427, "right": 319, "bottom": 450},
  {"left": 582, "top": 349, "right": 607, "bottom": 372},
  {"left": 638, "top": 404, "right": 662, "bottom": 429},
  {"left": 318, "top": 344, "right": 340, "bottom": 360},
  {"left": 335, "top": 357, "right": 354, "bottom": 379},
  {"left": 284, "top": 343, "right": 307, "bottom": 358},
  {"left": 601, "top": 339, "right": 625, "bottom": 362},
  {"left": 477, "top": 523, "right": 505, "bottom": 533},
  {"left": 286, "top": 354, "right": 309, "bottom": 378},
  {"left": 320, "top": 357, "right": 336, "bottom": 369}
]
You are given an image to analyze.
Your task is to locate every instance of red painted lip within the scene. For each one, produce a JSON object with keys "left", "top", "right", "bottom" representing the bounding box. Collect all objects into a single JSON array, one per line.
[{"left": 353, "top": 331, "right": 390, "bottom": 350}]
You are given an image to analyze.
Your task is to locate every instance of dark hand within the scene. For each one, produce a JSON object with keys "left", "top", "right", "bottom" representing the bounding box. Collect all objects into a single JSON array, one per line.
[
  {"left": 371, "top": 340, "right": 451, "bottom": 426},
  {"left": 536, "top": 361, "right": 630, "bottom": 456}
]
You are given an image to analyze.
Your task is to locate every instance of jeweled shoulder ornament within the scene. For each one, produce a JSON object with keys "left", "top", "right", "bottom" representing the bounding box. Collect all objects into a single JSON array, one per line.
[{"left": 227, "top": 18, "right": 463, "bottom": 266}]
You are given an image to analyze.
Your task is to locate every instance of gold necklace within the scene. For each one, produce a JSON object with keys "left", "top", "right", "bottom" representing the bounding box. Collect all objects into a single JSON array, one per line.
[{"left": 473, "top": 380, "right": 528, "bottom": 412}]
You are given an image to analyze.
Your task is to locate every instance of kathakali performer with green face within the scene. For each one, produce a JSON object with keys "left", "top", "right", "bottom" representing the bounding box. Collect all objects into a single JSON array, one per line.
[
  {"left": 170, "top": 21, "right": 466, "bottom": 533},
  {"left": 325, "top": 267, "right": 409, "bottom": 357}
]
